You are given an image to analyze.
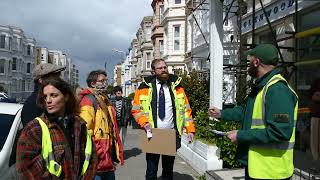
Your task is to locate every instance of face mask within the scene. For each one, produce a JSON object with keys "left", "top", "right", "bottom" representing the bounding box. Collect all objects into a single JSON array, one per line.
[{"left": 94, "top": 82, "right": 107, "bottom": 92}]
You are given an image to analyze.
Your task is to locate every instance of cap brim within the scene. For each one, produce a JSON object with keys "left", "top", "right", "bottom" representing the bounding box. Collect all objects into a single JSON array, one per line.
[
  {"left": 244, "top": 49, "right": 253, "bottom": 57},
  {"left": 53, "top": 66, "right": 66, "bottom": 73}
]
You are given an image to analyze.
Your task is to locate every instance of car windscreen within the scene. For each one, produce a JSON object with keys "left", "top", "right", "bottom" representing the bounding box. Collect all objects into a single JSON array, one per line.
[{"left": 0, "top": 114, "right": 15, "bottom": 150}]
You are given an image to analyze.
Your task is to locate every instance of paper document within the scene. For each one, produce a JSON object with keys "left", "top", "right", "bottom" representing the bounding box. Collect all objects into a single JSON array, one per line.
[{"left": 209, "top": 129, "right": 227, "bottom": 137}]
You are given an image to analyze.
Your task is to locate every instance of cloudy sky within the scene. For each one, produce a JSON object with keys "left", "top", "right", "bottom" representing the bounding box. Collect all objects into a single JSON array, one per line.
[{"left": 0, "top": 0, "right": 152, "bottom": 86}]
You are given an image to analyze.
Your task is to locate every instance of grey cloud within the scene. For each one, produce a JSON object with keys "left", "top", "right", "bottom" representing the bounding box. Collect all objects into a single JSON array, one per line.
[{"left": 0, "top": 0, "right": 152, "bottom": 86}]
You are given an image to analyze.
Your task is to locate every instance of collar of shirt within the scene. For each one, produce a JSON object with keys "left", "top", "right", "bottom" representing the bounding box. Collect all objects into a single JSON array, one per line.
[{"left": 156, "top": 78, "right": 167, "bottom": 87}]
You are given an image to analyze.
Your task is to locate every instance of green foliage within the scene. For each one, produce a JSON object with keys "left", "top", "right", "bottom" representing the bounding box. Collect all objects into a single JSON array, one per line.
[
  {"left": 180, "top": 70, "right": 241, "bottom": 168},
  {"left": 106, "top": 85, "right": 114, "bottom": 95},
  {"left": 180, "top": 71, "right": 210, "bottom": 117},
  {"left": 127, "top": 92, "right": 135, "bottom": 99},
  {"left": 198, "top": 174, "right": 206, "bottom": 180},
  {"left": 193, "top": 110, "right": 215, "bottom": 145},
  {"left": 212, "top": 120, "right": 242, "bottom": 168},
  {"left": 0, "top": 85, "right": 7, "bottom": 93}
]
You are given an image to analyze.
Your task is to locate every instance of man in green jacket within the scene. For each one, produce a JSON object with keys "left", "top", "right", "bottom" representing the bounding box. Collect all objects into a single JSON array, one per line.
[{"left": 209, "top": 44, "right": 298, "bottom": 180}]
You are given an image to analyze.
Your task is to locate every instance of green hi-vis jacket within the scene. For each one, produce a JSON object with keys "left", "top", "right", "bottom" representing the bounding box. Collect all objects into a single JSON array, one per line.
[
  {"left": 248, "top": 74, "right": 298, "bottom": 179},
  {"left": 221, "top": 69, "right": 298, "bottom": 166}
]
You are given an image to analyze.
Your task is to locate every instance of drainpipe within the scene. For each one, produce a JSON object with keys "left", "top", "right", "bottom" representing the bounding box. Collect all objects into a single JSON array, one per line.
[{"left": 209, "top": 0, "right": 223, "bottom": 109}]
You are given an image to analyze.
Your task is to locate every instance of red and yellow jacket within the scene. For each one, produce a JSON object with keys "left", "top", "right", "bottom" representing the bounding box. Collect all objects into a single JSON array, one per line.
[
  {"left": 79, "top": 88, "right": 124, "bottom": 172},
  {"left": 132, "top": 75, "right": 195, "bottom": 135}
]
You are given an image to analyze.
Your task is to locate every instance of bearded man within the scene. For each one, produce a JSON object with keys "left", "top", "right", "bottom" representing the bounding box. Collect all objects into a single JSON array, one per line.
[
  {"left": 132, "top": 59, "right": 195, "bottom": 180},
  {"left": 209, "top": 44, "right": 298, "bottom": 180}
]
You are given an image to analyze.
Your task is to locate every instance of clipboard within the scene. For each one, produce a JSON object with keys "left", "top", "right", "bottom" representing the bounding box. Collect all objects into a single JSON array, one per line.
[{"left": 140, "top": 128, "right": 176, "bottom": 156}]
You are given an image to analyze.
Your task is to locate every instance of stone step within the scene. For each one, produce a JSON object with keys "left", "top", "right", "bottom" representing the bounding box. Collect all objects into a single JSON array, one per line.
[{"left": 205, "top": 168, "right": 245, "bottom": 180}]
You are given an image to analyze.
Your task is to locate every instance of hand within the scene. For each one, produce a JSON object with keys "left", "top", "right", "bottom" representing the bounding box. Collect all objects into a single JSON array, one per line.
[
  {"left": 208, "top": 107, "right": 221, "bottom": 118},
  {"left": 227, "top": 130, "right": 238, "bottom": 144},
  {"left": 144, "top": 123, "right": 152, "bottom": 132},
  {"left": 187, "top": 133, "right": 195, "bottom": 143}
]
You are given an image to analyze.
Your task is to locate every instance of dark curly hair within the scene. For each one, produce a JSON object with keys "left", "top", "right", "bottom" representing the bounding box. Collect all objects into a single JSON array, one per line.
[{"left": 113, "top": 85, "right": 122, "bottom": 94}]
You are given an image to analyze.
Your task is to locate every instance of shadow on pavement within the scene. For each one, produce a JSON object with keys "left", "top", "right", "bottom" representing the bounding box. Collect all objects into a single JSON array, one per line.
[
  {"left": 156, "top": 172, "right": 195, "bottom": 180},
  {"left": 124, "top": 147, "right": 142, "bottom": 160}
]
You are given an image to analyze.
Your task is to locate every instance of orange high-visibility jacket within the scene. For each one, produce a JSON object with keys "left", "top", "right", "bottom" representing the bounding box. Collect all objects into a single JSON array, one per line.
[{"left": 132, "top": 74, "right": 195, "bottom": 135}]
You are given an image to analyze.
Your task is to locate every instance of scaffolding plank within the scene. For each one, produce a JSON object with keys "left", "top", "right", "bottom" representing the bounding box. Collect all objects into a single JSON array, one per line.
[
  {"left": 294, "top": 59, "right": 320, "bottom": 67},
  {"left": 295, "top": 27, "right": 320, "bottom": 39}
]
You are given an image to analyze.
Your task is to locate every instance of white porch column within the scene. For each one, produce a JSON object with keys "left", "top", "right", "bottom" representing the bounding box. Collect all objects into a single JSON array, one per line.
[{"left": 209, "top": 0, "right": 223, "bottom": 109}]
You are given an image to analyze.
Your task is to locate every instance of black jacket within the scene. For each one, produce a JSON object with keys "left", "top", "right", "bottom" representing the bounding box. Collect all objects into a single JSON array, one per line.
[
  {"left": 21, "top": 83, "right": 43, "bottom": 126},
  {"left": 10, "top": 83, "right": 43, "bottom": 166},
  {"left": 110, "top": 96, "right": 131, "bottom": 127}
]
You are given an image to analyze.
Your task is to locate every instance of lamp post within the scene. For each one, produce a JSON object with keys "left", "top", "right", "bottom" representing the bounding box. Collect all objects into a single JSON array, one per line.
[{"left": 112, "top": 48, "right": 128, "bottom": 96}]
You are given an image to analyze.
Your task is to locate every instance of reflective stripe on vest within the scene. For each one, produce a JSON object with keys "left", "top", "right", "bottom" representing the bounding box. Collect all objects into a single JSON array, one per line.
[
  {"left": 36, "top": 117, "right": 92, "bottom": 177},
  {"left": 81, "top": 130, "right": 92, "bottom": 175},
  {"left": 248, "top": 74, "right": 298, "bottom": 179},
  {"left": 137, "top": 77, "right": 188, "bottom": 135}
]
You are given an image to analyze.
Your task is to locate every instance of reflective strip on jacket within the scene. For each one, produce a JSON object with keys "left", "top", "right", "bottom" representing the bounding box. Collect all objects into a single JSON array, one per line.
[
  {"left": 132, "top": 76, "right": 195, "bottom": 135},
  {"left": 248, "top": 74, "right": 298, "bottom": 179},
  {"left": 79, "top": 89, "right": 124, "bottom": 171},
  {"left": 36, "top": 117, "right": 92, "bottom": 177}
]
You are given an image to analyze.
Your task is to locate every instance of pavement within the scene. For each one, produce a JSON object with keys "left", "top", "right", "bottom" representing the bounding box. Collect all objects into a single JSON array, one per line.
[{"left": 115, "top": 127, "right": 200, "bottom": 180}]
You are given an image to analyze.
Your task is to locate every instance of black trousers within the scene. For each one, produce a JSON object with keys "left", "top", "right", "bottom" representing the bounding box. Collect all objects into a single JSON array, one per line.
[
  {"left": 245, "top": 167, "right": 292, "bottom": 180},
  {"left": 146, "top": 153, "right": 175, "bottom": 180}
]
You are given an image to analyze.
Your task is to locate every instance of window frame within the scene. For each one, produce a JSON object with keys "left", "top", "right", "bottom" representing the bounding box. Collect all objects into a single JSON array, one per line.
[
  {"left": 12, "top": 57, "right": 17, "bottom": 71},
  {"left": 175, "top": 0, "right": 181, "bottom": 4},
  {"left": 173, "top": 25, "right": 181, "bottom": 51},
  {"left": 27, "top": 63, "right": 31, "bottom": 74},
  {"left": 0, "top": 35, "right": 5, "bottom": 49},
  {"left": 0, "top": 60, "right": 5, "bottom": 74}
]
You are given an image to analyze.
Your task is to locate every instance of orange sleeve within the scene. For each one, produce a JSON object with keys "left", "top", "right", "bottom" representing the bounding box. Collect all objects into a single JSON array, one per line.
[
  {"left": 178, "top": 87, "right": 196, "bottom": 133},
  {"left": 131, "top": 88, "right": 149, "bottom": 128}
]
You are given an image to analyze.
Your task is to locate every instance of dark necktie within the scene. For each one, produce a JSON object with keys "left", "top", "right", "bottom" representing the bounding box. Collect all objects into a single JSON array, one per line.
[{"left": 158, "top": 82, "right": 165, "bottom": 120}]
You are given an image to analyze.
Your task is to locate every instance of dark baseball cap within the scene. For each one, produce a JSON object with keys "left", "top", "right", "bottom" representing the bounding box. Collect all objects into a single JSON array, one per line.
[{"left": 245, "top": 44, "right": 279, "bottom": 65}]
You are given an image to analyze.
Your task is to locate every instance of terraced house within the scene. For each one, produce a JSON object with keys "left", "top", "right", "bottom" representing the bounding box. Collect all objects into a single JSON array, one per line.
[{"left": 0, "top": 25, "right": 35, "bottom": 100}]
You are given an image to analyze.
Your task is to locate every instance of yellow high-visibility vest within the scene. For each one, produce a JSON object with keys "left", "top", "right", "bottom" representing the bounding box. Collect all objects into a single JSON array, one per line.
[
  {"left": 136, "top": 77, "right": 189, "bottom": 135},
  {"left": 36, "top": 117, "right": 92, "bottom": 177},
  {"left": 248, "top": 74, "right": 298, "bottom": 179}
]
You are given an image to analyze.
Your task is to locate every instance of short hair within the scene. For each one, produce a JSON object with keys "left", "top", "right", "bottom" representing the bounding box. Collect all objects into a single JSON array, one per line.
[
  {"left": 151, "top": 59, "right": 167, "bottom": 70},
  {"left": 113, "top": 86, "right": 122, "bottom": 93},
  {"left": 86, "top": 70, "right": 107, "bottom": 88},
  {"left": 37, "top": 78, "right": 79, "bottom": 115}
]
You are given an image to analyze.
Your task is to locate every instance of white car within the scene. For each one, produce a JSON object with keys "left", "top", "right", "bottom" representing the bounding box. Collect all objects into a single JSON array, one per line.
[{"left": 0, "top": 102, "right": 23, "bottom": 179}]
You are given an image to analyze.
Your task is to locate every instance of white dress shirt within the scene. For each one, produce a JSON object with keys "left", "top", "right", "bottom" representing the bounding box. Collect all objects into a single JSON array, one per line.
[{"left": 156, "top": 79, "right": 174, "bottom": 129}]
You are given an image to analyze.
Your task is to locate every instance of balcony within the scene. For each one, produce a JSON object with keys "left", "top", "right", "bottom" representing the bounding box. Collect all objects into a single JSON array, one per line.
[{"left": 151, "top": 26, "right": 164, "bottom": 41}]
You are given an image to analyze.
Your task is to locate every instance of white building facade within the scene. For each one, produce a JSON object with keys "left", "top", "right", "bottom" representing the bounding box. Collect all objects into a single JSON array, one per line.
[
  {"left": 162, "top": 0, "right": 188, "bottom": 73},
  {"left": 35, "top": 47, "right": 78, "bottom": 86},
  {"left": 0, "top": 25, "right": 35, "bottom": 100}
]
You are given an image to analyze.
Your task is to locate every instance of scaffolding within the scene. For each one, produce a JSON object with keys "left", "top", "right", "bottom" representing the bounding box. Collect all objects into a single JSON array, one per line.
[
  {"left": 187, "top": 0, "right": 320, "bottom": 103},
  {"left": 214, "top": 0, "right": 320, "bottom": 177},
  {"left": 186, "top": 0, "right": 210, "bottom": 73}
]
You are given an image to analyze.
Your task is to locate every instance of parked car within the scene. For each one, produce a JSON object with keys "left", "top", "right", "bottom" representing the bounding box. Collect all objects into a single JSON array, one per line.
[
  {"left": 0, "top": 102, "right": 23, "bottom": 179},
  {"left": 0, "top": 92, "right": 9, "bottom": 100},
  {"left": 0, "top": 92, "right": 17, "bottom": 103}
]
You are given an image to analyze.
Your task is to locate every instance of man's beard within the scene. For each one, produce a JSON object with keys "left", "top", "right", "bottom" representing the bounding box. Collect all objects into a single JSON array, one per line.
[
  {"left": 248, "top": 63, "right": 258, "bottom": 78},
  {"left": 157, "top": 72, "right": 169, "bottom": 81}
]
